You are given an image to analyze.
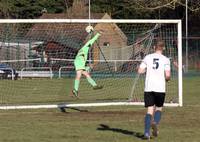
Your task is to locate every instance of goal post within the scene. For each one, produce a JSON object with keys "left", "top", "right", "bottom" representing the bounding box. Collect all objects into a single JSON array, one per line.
[
  {"left": 178, "top": 21, "right": 183, "bottom": 107},
  {"left": 0, "top": 19, "right": 182, "bottom": 110}
]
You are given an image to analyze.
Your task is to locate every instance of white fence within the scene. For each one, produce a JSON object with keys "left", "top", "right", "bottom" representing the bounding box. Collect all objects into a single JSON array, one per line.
[{"left": 20, "top": 67, "right": 53, "bottom": 79}]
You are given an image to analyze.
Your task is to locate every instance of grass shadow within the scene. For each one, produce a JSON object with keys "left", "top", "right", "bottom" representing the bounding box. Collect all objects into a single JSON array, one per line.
[
  {"left": 97, "top": 124, "right": 144, "bottom": 139},
  {"left": 58, "top": 105, "right": 89, "bottom": 113}
]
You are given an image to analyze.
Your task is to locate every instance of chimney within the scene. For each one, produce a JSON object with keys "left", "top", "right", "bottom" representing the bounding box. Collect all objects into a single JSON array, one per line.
[{"left": 68, "top": 0, "right": 89, "bottom": 17}]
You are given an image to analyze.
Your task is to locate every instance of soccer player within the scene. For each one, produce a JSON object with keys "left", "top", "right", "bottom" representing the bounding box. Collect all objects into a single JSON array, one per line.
[
  {"left": 72, "top": 31, "right": 103, "bottom": 97},
  {"left": 138, "top": 40, "right": 171, "bottom": 139}
]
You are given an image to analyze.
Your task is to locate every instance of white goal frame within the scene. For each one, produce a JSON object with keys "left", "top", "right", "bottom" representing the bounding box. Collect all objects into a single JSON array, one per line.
[{"left": 0, "top": 19, "right": 182, "bottom": 110}]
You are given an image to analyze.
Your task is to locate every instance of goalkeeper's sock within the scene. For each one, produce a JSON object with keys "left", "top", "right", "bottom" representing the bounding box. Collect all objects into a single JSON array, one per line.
[
  {"left": 74, "top": 79, "right": 80, "bottom": 91},
  {"left": 144, "top": 114, "right": 152, "bottom": 136},
  {"left": 86, "top": 77, "right": 97, "bottom": 87},
  {"left": 154, "top": 110, "right": 162, "bottom": 125}
]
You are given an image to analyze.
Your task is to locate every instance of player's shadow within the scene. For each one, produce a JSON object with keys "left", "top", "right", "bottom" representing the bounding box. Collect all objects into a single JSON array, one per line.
[
  {"left": 59, "top": 107, "right": 89, "bottom": 113},
  {"left": 97, "top": 124, "right": 144, "bottom": 139},
  {"left": 58, "top": 103, "right": 88, "bottom": 113}
]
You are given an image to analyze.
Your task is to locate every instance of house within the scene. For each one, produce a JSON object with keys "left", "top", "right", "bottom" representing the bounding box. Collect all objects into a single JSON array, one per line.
[{"left": 26, "top": 0, "right": 131, "bottom": 70}]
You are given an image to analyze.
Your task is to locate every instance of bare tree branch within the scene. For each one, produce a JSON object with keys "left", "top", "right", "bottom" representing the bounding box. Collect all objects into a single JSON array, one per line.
[{"left": 124, "top": 0, "right": 200, "bottom": 12}]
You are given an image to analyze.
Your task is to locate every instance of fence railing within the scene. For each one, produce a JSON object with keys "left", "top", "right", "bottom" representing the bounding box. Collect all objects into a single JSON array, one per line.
[{"left": 20, "top": 67, "right": 53, "bottom": 79}]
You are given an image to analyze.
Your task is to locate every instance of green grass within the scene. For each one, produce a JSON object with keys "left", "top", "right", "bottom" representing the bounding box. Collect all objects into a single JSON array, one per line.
[
  {"left": 0, "top": 77, "right": 136, "bottom": 104},
  {"left": 0, "top": 76, "right": 178, "bottom": 104},
  {"left": 0, "top": 76, "right": 199, "bottom": 142}
]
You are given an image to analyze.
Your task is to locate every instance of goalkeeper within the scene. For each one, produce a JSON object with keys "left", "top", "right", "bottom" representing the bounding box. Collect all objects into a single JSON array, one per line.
[{"left": 72, "top": 29, "right": 103, "bottom": 97}]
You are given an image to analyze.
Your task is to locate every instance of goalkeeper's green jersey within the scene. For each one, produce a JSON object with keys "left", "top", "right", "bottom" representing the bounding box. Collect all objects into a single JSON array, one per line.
[{"left": 74, "top": 33, "right": 100, "bottom": 70}]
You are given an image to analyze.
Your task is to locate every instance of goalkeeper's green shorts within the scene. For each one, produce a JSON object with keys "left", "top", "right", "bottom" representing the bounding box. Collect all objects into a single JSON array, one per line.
[{"left": 74, "top": 59, "right": 86, "bottom": 71}]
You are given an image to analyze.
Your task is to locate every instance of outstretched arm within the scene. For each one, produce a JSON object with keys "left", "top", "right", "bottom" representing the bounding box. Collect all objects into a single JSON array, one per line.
[
  {"left": 85, "top": 32, "right": 101, "bottom": 47},
  {"left": 76, "top": 32, "right": 101, "bottom": 62}
]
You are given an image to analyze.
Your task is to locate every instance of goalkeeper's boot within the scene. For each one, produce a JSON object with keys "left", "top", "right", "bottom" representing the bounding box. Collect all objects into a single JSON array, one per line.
[
  {"left": 151, "top": 122, "right": 159, "bottom": 137},
  {"left": 72, "top": 89, "right": 79, "bottom": 98},
  {"left": 93, "top": 85, "right": 103, "bottom": 90}
]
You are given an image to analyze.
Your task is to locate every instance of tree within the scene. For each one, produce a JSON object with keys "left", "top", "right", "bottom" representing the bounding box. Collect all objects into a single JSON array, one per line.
[
  {"left": 0, "top": 0, "right": 71, "bottom": 19},
  {"left": 0, "top": 0, "right": 14, "bottom": 18}
]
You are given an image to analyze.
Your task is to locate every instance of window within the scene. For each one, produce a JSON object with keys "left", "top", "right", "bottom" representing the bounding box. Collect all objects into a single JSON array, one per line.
[{"left": 103, "top": 42, "right": 110, "bottom": 47}]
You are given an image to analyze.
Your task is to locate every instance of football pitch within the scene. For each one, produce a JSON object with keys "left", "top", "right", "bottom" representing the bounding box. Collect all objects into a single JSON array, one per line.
[{"left": 0, "top": 76, "right": 199, "bottom": 142}]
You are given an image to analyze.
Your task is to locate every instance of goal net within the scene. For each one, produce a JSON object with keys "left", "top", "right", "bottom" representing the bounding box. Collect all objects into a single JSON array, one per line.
[{"left": 0, "top": 19, "right": 182, "bottom": 110}]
